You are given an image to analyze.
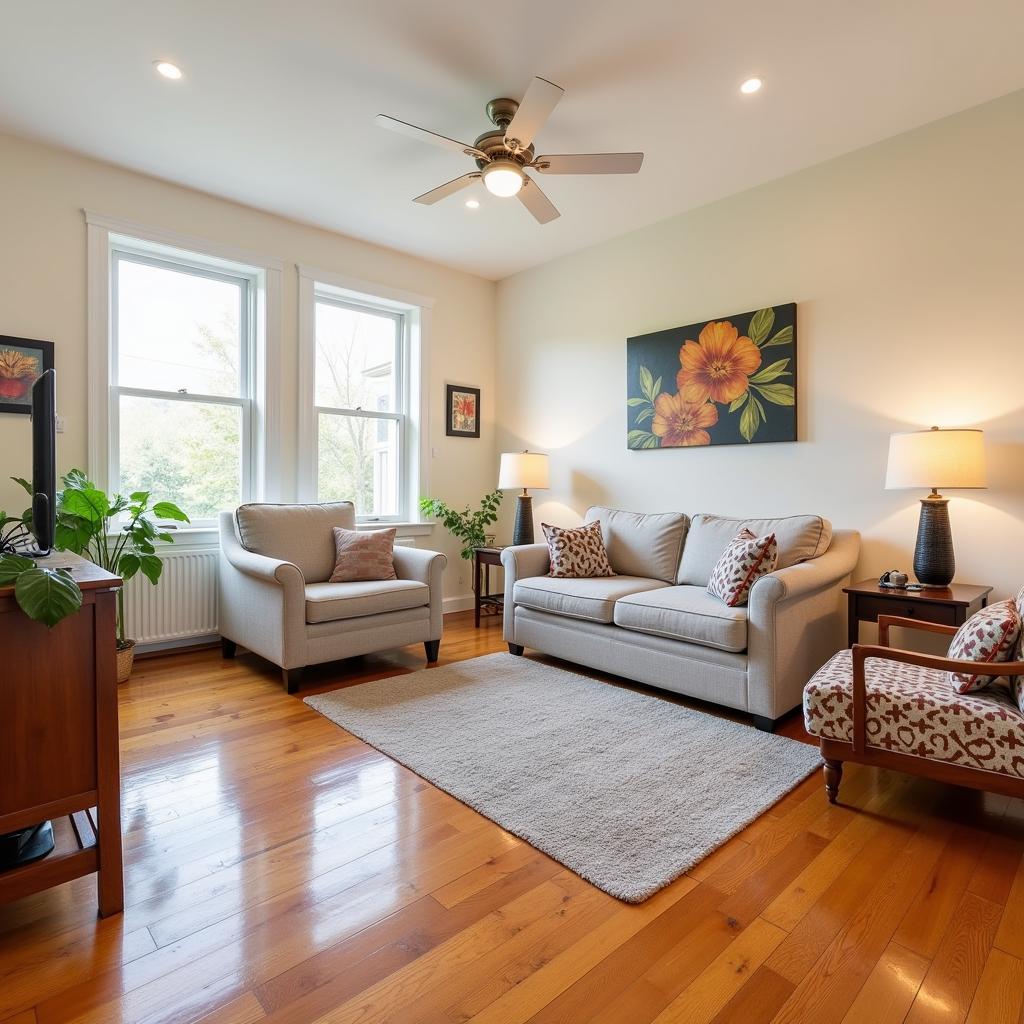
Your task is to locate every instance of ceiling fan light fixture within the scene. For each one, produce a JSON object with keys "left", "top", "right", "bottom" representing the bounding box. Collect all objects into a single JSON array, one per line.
[
  {"left": 154, "top": 60, "right": 184, "bottom": 80},
  {"left": 740, "top": 76, "right": 763, "bottom": 94},
  {"left": 482, "top": 159, "right": 525, "bottom": 198}
]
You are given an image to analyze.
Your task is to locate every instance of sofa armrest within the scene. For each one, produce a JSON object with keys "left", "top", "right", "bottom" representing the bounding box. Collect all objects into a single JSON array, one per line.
[
  {"left": 393, "top": 546, "right": 447, "bottom": 641},
  {"left": 501, "top": 544, "right": 550, "bottom": 643},
  {"left": 746, "top": 529, "right": 861, "bottom": 720}
]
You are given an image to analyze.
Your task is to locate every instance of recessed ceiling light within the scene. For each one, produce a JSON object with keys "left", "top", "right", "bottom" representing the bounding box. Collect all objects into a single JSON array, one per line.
[
  {"left": 465, "top": 199, "right": 480, "bottom": 210},
  {"left": 740, "top": 77, "right": 763, "bottom": 95},
  {"left": 154, "top": 61, "right": 183, "bottom": 81}
]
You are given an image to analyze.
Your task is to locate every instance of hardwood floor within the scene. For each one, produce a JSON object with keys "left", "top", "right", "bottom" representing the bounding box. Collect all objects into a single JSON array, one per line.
[{"left": 2, "top": 610, "right": 1023, "bottom": 1023}]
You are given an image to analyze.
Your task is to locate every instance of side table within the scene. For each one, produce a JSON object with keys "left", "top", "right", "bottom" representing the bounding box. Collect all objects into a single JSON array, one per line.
[
  {"left": 474, "top": 546, "right": 505, "bottom": 627},
  {"left": 843, "top": 579, "right": 992, "bottom": 647}
]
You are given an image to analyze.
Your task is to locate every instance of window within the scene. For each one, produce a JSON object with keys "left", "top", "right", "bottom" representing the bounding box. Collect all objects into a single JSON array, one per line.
[
  {"left": 299, "top": 266, "right": 431, "bottom": 525},
  {"left": 109, "top": 249, "right": 256, "bottom": 523}
]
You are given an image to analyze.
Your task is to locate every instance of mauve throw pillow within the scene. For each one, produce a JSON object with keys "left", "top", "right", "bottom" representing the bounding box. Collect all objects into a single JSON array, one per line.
[{"left": 329, "top": 527, "right": 398, "bottom": 583}]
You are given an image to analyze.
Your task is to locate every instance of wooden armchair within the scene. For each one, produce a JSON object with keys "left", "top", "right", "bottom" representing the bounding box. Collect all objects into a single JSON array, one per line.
[{"left": 803, "top": 615, "right": 1024, "bottom": 803}]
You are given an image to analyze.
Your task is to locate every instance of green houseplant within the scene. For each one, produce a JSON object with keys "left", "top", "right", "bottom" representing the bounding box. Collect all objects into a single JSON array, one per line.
[
  {"left": 419, "top": 490, "right": 503, "bottom": 560},
  {"left": 36, "top": 470, "right": 189, "bottom": 680},
  {"left": 0, "top": 552, "right": 82, "bottom": 626}
]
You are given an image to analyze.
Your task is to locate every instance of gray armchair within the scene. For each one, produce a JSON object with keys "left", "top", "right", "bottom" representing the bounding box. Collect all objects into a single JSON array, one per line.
[{"left": 218, "top": 502, "right": 446, "bottom": 692}]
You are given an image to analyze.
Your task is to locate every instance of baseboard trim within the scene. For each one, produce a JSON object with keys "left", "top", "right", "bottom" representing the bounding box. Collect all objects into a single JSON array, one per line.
[{"left": 443, "top": 595, "right": 476, "bottom": 615}]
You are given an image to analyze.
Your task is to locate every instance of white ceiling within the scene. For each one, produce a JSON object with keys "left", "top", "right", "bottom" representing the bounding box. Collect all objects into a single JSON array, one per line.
[{"left": 3, "top": 1, "right": 1023, "bottom": 279}]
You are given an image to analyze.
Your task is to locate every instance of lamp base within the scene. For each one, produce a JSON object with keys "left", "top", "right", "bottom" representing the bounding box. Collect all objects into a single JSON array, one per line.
[
  {"left": 512, "top": 494, "right": 535, "bottom": 546},
  {"left": 913, "top": 495, "right": 954, "bottom": 588}
]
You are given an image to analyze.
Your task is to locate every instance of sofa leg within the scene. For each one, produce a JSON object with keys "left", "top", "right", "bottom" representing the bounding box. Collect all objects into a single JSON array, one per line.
[
  {"left": 751, "top": 714, "right": 778, "bottom": 733},
  {"left": 424, "top": 639, "right": 440, "bottom": 663},
  {"left": 221, "top": 637, "right": 237, "bottom": 659},
  {"left": 508, "top": 643, "right": 524, "bottom": 656},
  {"left": 823, "top": 758, "right": 844, "bottom": 804},
  {"left": 282, "top": 668, "right": 303, "bottom": 694}
]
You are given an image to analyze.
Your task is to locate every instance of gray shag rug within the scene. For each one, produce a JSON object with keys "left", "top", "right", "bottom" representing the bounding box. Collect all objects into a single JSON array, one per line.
[{"left": 305, "top": 653, "right": 820, "bottom": 902}]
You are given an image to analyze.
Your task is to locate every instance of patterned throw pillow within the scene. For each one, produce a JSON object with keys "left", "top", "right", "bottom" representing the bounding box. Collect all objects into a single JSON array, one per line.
[
  {"left": 706, "top": 529, "right": 778, "bottom": 607},
  {"left": 328, "top": 527, "right": 398, "bottom": 583},
  {"left": 542, "top": 521, "right": 615, "bottom": 579},
  {"left": 948, "top": 599, "right": 1021, "bottom": 694}
]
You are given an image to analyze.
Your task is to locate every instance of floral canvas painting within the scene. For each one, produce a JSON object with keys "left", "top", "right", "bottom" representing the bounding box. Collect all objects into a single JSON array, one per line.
[
  {"left": 0, "top": 336, "right": 55, "bottom": 415},
  {"left": 626, "top": 304, "right": 796, "bottom": 448},
  {"left": 446, "top": 384, "right": 481, "bottom": 438}
]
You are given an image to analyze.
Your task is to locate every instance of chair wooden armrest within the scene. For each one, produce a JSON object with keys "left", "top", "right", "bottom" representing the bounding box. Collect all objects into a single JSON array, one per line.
[
  {"left": 876, "top": 615, "right": 959, "bottom": 647},
  {"left": 849, "top": 643, "right": 1024, "bottom": 754}
]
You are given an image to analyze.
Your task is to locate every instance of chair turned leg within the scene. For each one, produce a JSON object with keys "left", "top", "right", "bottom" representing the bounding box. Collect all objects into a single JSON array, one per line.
[
  {"left": 221, "top": 638, "right": 237, "bottom": 659},
  {"left": 823, "top": 758, "right": 843, "bottom": 804},
  {"left": 282, "top": 668, "right": 303, "bottom": 694},
  {"left": 424, "top": 639, "right": 440, "bottom": 663},
  {"left": 508, "top": 643, "right": 524, "bottom": 656}
]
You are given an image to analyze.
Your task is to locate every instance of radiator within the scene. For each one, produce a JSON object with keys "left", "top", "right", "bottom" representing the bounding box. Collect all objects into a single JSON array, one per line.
[
  {"left": 123, "top": 545, "right": 219, "bottom": 651},
  {"left": 124, "top": 535, "right": 419, "bottom": 652}
]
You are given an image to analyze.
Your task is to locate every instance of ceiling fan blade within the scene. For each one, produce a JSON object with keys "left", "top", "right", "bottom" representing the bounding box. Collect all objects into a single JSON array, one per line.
[
  {"left": 504, "top": 77, "right": 564, "bottom": 150},
  {"left": 375, "top": 114, "right": 487, "bottom": 161},
  {"left": 532, "top": 152, "right": 644, "bottom": 175},
  {"left": 517, "top": 175, "right": 560, "bottom": 225},
  {"left": 413, "top": 173, "right": 481, "bottom": 205}
]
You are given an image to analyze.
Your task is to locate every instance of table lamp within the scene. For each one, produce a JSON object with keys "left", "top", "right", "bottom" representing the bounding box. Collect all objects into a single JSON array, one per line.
[
  {"left": 498, "top": 451, "right": 549, "bottom": 545},
  {"left": 884, "top": 426, "right": 986, "bottom": 587}
]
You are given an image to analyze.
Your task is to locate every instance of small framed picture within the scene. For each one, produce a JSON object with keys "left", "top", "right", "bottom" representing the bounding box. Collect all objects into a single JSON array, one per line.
[
  {"left": 0, "top": 336, "right": 55, "bottom": 415},
  {"left": 446, "top": 384, "right": 481, "bottom": 438}
]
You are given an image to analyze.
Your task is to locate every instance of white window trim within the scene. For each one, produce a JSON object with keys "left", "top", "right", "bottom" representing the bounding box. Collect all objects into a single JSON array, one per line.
[
  {"left": 85, "top": 211, "right": 283, "bottom": 533},
  {"left": 297, "top": 264, "right": 432, "bottom": 528}
]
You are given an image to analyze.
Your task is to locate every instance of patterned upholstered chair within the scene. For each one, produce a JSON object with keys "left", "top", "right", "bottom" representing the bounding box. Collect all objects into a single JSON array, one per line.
[{"left": 804, "top": 613, "right": 1024, "bottom": 803}]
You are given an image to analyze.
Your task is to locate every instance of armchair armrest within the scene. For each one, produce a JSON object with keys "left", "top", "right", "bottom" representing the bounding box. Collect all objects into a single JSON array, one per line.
[
  {"left": 392, "top": 546, "right": 447, "bottom": 642},
  {"left": 223, "top": 542, "right": 304, "bottom": 588},
  {"left": 877, "top": 615, "right": 959, "bottom": 646},
  {"left": 849, "top": 643, "right": 1024, "bottom": 753},
  {"left": 501, "top": 544, "right": 550, "bottom": 643}
]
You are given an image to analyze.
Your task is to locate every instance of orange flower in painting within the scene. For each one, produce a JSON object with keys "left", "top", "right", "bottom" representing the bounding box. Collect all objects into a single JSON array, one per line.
[
  {"left": 651, "top": 391, "right": 719, "bottom": 447},
  {"left": 676, "top": 320, "right": 762, "bottom": 405}
]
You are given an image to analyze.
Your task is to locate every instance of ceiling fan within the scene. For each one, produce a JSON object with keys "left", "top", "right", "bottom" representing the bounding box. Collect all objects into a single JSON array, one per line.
[{"left": 375, "top": 77, "right": 644, "bottom": 224}]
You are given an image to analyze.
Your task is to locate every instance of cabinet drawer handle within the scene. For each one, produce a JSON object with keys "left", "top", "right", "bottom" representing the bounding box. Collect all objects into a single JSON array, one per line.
[{"left": 904, "top": 607, "right": 917, "bottom": 616}]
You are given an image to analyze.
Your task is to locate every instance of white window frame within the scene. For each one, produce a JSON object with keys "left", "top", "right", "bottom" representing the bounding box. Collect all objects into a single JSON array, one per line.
[
  {"left": 297, "top": 264, "right": 432, "bottom": 527},
  {"left": 86, "top": 211, "right": 283, "bottom": 530}
]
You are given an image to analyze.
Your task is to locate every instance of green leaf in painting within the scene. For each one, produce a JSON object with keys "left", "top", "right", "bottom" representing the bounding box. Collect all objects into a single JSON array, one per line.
[
  {"left": 652, "top": 376, "right": 662, "bottom": 397},
  {"left": 739, "top": 398, "right": 761, "bottom": 442},
  {"left": 763, "top": 325, "right": 794, "bottom": 348},
  {"left": 728, "top": 393, "right": 749, "bottom": 413},
  {"left": 641, "top": 434, "right": 660, "bottom": 448},
  {"left": 14, "top": 567, "right": 83, "bottom": 627},
  {"left": 749, "top": 359, "right": 791, "bottom": 384},
  {"left": 748, "top": 307, "right": 775, "bottom": 346},
  {"left": 751, "top": 394, "right": 767, "bottom": 422},
  {"left": 627, "top": 429, "right": 659, "bottom": 449},
  {"left": 639, "top": 366, "right": 654, "bottom": 403},
  {"left": 627, "top": 396, "right": 649, "bottom": 407},
  {"left": 636, "top": 407, "right": 654, "bottom": 424},
  {"left": 752, "top": 382, "right": 795, "bottom": 406}
]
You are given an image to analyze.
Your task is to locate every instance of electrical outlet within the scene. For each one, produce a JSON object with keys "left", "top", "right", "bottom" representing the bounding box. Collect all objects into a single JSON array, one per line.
[{"left": 55, "top": 414, "right": 66, "bottom": 433}]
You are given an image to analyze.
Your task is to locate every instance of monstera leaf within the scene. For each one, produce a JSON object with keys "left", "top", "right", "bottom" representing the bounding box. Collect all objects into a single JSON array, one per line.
[{"left": 0, "top": 554, "right": 83, "bottom": 627}]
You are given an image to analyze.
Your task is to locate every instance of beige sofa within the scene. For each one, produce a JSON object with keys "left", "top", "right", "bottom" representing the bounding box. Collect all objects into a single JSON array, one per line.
[
  {"left": 502, "top": 507, "right": 860, "bottom": 730},
  {"left": 219, "top": 502, "right": 446, "bottom": 692}
]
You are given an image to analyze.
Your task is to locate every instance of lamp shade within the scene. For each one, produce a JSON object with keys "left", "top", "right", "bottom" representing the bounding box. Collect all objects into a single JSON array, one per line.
[
  {"left": 498, "top": 451, "right": 549, "bottom": 491},
  {"left": 885, "top": 428, "right": 986, "bottom": 490}
]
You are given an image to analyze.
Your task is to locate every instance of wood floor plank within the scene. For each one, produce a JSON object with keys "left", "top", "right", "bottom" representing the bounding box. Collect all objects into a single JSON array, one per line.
[
  {"left": 1, "top": 614, "right": 1022, "bottom": 1024},
  {"left": 840, "top": 940, "right": 930, "bottom": 1024}
]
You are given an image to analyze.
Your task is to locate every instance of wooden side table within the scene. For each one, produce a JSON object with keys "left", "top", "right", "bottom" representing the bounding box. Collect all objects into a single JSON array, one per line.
[
  {"left": 843, "top": 579, "right": 992, "bottom": 647},
  {"left": 474, "top": 546, "right": 505, "bottom": 627}
]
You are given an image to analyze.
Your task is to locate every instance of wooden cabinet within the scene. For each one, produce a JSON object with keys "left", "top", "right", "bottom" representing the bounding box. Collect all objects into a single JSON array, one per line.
[{"left": 0, "top": 557, "right": 123, "bottom": 916}]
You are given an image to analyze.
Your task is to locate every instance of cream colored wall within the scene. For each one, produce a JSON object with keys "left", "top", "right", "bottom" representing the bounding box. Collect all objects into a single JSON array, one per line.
[
  {"left": 496, "top": 90, "right": 1024, "bottom": 603},
  {"left": 0, "top": 132, "right": 497, "bottom": 603}
]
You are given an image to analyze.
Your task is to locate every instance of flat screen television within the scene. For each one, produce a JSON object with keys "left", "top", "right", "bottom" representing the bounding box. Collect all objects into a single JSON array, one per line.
[{"left": 30, "top": 368, "right": 56, "bottom": 555}]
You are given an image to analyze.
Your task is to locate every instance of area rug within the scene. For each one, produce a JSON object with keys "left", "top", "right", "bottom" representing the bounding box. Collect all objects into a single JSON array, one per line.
[{"left": 305, "top": 653, "right": 820, "bottom": 902}]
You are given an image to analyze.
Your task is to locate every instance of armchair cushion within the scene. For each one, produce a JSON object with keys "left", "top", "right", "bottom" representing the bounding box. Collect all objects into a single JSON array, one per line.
[
  {"left": 305, "top": 579, "right": 429, "bottom": 624},
  {"left": 236, "top": 502, "right": 356, "bottom": 583},
  {"left": 804, "top": 649, "right": 1024, "bottom": 779}
]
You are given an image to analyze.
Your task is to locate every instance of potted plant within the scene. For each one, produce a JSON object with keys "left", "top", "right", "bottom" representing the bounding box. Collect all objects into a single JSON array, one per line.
[
  {"left": 14, "top": 470, "right": 190, "bottom": 681},
  {"left": 0, "top": 552, "right": 82, "bottom": 626},
  {"left": 419, "top": 489, "right": 503, "bottom": 560}
]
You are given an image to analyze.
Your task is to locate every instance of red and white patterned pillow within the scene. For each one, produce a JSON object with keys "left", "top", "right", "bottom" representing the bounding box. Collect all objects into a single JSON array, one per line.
[
  {"left": 947, "top": 599, "right": 1021, "bottom": 694},
  {"left": 706, "top": 529, "right": 778, "bottom": 607},
  {"left": 542, "top": 521, "right": 615, "bottom": 579},
  {"left": 329, "top": 526, "right": 398, "bottom": 583}
]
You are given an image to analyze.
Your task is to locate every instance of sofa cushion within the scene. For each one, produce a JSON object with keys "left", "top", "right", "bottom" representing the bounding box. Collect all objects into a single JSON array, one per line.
[
  {"left": 804, "top": 648, "right": 1024, "bottom": 780},
  {"left": 678, "top": 513, "right": 832, "bottom": 585},
  {"left": 513, "top": 575, "right": 668, "bottom": 624},
  {"left": 236, "top": 502, "right": 356, "bottom": 583},
  {"left": 585, "top": 506, "right": 690, "bottom": 583},
  {"left": 613, "top": 585, "right": 748, "bottom": 652},
  {"left": 305, "top": 579, "right": 429, "bottom": 624}
]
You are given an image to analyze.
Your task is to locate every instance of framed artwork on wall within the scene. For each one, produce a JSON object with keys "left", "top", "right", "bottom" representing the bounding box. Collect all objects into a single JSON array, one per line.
[
  {"left": 0, "top": 336, "right": 55, "bottom": 415},
  {"left": 626, "top": 303, "right": 796, "bottom": 449},
  {"left": 446, "top": 384, "right": 481, "bottom": 438}
]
